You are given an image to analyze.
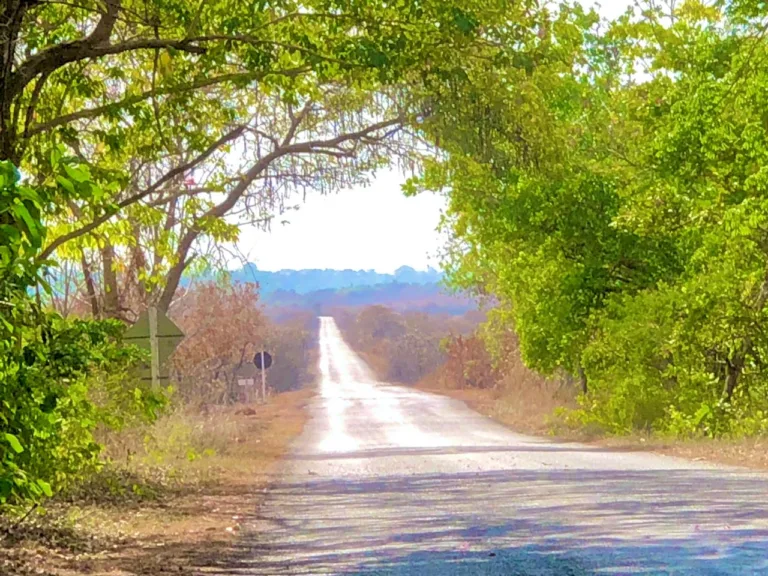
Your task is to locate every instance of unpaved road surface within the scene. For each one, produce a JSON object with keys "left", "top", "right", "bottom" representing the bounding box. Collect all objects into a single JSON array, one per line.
[{"left": 236, "top": 317, "right": 768, "bottom": 575}]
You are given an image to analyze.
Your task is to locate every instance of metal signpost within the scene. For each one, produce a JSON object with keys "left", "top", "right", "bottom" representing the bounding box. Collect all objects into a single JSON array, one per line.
[
  {"left": 124, "top": 306, "right": 184, "bottom": 386},
  {"left": 254, "top": 350, "right": 272, "bottom": 403}
]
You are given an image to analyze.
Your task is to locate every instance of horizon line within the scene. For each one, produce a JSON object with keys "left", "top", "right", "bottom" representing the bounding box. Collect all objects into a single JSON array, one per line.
[{"left": 225, "top": 263, "right": 443, "bottom": 275}]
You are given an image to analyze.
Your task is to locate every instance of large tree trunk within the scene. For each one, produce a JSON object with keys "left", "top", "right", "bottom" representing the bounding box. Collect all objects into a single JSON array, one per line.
[
  {"left": 723, "top": 354, "right": 745, "bottom": 403},
  {"left": 101, "top": 242, "right": 120, "bottom": 318},
  {"left": 80, "top": 252, "right": 100, "bottom": 318},
  {"left": 157, "top": 231, "right": 196, "bottom": 313},
  {"left": 0, "top": 0, "right": 31, "bottom": 162},
  {"left": 578, "top": 366, "right": 588, "bottom": 395}
]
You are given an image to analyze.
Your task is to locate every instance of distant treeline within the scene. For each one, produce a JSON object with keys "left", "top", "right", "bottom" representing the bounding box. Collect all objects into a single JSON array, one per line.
[
  {"left": 207, "top": 264, "right": 443, "bottom": 294},
  {"left": 262, "top": 282, "right": 476, "bottom": 321}
]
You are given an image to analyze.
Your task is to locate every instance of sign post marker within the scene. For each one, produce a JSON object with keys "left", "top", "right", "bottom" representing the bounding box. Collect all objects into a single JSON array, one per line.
[
  {"left": 149, "top": 306, "right": 159, "bottom": 388},
  {"left": 124, "top": 307, "right": 184, "bottom": 386},
  {"left": 260, "top": 351, "right": 267, "bottom": 403},
  {"left": 253, "top": 350, "right": 272, "bottom": 404}
]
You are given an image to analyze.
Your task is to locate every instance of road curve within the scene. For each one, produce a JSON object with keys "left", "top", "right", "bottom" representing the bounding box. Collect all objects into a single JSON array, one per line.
[{"left": 238, "top": 317, "right": 768, "bottom": 575}]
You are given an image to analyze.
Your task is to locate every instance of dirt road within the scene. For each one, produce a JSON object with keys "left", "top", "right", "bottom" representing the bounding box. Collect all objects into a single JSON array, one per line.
[{"left": 238, "top": 317, "right": 768, "bottom": 575}]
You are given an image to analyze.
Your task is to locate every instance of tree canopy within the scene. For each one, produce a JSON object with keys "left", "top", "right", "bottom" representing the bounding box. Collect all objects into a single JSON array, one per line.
[{"left": 3, "top": 0, "right": 515, "bottom": 318}]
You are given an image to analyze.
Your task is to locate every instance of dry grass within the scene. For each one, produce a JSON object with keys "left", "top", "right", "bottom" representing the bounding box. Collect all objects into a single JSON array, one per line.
[
  {"left": 1, "top": 388, "right": 314, "bottom": 576},
  {"left": 419, "top": 358, "right": 577, "bottom": 437}
]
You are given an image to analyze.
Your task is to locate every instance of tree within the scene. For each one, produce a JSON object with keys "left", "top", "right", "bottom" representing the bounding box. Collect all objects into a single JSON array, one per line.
[
  {"left": 412, "top": 0, "right": 768, "bottom": 435},
  {"left": 53, "top": 88, "right": 410, "bottom": 321},
  {"left": 171, "top": 282, "right": 267, "bottom": 403},
  {"left": 0, "top": 161, "right": 163, "bottom": 505},
  {"left": 410, "top": 2, "right": 634, "bottom": 379}
]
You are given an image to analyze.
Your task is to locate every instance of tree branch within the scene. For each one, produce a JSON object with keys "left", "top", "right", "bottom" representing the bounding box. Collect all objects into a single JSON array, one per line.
[
  {"left": 38, "top": 124, "right": 246, "bottom": 260},
  {"left": 156, "top": 115, "right": 404, "bottom": 311},
  {"left": 11, "top": 36, "right": 206, "bottom": 98},
  {"left": 25, "top": 68, "right": 308, "bottom": 137}
]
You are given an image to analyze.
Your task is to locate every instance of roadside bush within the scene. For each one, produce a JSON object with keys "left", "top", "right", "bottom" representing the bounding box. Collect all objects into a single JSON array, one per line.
[
  {"left": 1, "top": 312, "right": 164, "bottom": 506},
  {"left": 580, "top": 283, "right": 768, "bottom": 438},
  {"left": 1, "top": 161, "right": 164, "bottom": 507}
]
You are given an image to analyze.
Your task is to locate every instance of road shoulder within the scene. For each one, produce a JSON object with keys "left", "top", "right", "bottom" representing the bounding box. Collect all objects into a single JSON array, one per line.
[{"left": 417, "top": 385, "right": 768, "bottom": 471}]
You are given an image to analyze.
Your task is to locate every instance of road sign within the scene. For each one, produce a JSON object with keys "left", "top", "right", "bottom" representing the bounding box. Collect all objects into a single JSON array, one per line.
[
  {"left": 125, "top": 307, "right": 184, "bottom": 384},
  {"left": 254, "top": 351, "right": 272, "bottom": 370}
]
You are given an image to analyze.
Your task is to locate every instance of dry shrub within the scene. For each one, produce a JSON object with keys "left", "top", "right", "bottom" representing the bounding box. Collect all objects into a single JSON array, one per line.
[
  {"left": 336, "top": 305, "right": 481, "bottom": 384},
  {"left": 87, "top": 389, "right": 312, "bottom": 507},
  {"left": 85, "top": 406, "right": 252, "bottom": 504},
  {"left": 420, "top": 326, "right": 579, "bottom": 435},
  {"left": 489, "top": 360, "right": 577, "bottom": 435},
  {"left": 425, "top": 334, "right": 499, "bottom": 389},
  {"left": 100, "top": 401, "right": 271, "bottom": 469},
  {"left": 170, "top": 283, "right": 316, "bottom": 404},
  {"left": 171, "top": 282, "right": 267, "bottom": 404}
]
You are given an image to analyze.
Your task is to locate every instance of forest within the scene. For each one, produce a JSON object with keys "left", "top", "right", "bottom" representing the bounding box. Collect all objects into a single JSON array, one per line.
[{"left": 3, "top": 0, "right": 768, "bottom": 520}]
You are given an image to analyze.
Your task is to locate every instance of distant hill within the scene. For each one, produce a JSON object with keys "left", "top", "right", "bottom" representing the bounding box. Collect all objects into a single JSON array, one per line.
[
  {"left": 223, "top": 263, "right": 443, "bottom": 294},
  {"left": 262, "top": 282, "right": 476, "bottom": 320},
  {"left": 184, "top": 264, "right": 475, "bottom": 318}
]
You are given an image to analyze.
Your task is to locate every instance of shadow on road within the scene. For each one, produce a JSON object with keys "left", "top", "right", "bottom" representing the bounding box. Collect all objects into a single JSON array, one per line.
[{"left": 182, "top": 467, "right": 768, "bottom": 575}]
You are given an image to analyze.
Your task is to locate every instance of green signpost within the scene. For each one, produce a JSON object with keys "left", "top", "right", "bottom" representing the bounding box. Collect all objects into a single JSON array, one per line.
[{"left": 124, "top": 307, "right": 184, "bottom": 385}]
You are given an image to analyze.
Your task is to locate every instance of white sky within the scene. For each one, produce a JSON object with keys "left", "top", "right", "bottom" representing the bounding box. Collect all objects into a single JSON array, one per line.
[
  {"left": 235, "top": 1, "right": 633, "bottom": 274},
  {"left": 235, "top": 169, "right": 447, "bottom": 274}
]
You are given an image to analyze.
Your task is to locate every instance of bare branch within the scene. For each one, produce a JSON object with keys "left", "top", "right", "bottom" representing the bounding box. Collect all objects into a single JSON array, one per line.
[
  {"left": 38, "top": 124, "right": 246, "bottom": 260},
  {"left": 157, "top": 114, "right": 404, "bottom": 311},
  {"left": 281, "top": 100, "right": 313, "bottom": 147}
]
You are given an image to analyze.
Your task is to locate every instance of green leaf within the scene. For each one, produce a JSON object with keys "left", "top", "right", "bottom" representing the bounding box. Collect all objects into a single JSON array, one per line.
[
  {"left": 63, "top": 164, "right": 89, "bottom": 183},
  {"left": 12, "top": 203, "right": 39, "bottom": 242},
  {"left": 56, "top": 175, "right": 75, "bottom": 194},
  {"left": 5, "top": 433, "right": 24, "bottom": 454},
  {"left": 37, "top": 479, "right": 53, "bottom": 498},
  {"left": 49, "top": 146, "right": 61, "bottom": 168}
]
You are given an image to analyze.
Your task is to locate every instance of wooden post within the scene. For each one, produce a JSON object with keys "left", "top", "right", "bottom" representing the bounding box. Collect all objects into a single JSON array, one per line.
[
  {"left": 149, "top": 306, "right": 159, "bottom": 388},
  {"left": 261, "top": 351, "right": 267, "bottom": 403}
]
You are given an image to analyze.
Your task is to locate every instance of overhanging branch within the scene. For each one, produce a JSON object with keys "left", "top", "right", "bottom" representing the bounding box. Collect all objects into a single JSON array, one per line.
[
  {"left": 38, "top": 124, "right": 246, "bottom": 260},
  {"left": 25, "top": 67, "right": 309, "bottom": 137}
]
